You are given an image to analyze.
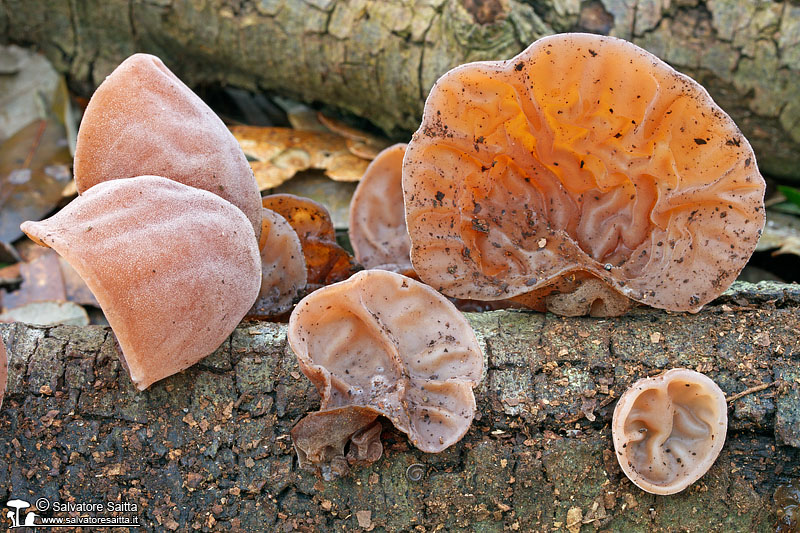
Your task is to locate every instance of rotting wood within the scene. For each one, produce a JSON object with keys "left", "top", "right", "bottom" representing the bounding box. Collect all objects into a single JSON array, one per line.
[
  {"left": 1, "top": 0, "right": 800, "bottom": 182},
  {"left": 0, "top": 281, "right": 798, "bottom": 531}
]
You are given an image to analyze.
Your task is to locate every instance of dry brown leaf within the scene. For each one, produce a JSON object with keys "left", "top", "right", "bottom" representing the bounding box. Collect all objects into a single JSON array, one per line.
[
  {"left": 317, "top": 112, "right": 391, "bottom": 159},
  {"left": 0, "top": 118, "right": 73, "bottom": 244},
  {"left": 0, "top": 300, "right": 89, "bottom": 326},
  {"left": 756, "top": 211, "right": 800, "bottom": 257},
  {"left": 230, "top": 126, "right": 370, "bottom": 190}
]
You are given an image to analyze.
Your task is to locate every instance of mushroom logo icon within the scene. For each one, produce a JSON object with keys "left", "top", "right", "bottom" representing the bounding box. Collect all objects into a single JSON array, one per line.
[{"left": 5, "top": 499, "right": 40, "bottom": 528}]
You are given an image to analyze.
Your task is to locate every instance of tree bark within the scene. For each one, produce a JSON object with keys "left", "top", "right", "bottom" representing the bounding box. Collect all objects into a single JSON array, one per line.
[
  {"left": 0, "top": 280, "right": 798, "bottom": 531},
  {"left": 1, "top": 0, "right": 799, "bottom": 182}
]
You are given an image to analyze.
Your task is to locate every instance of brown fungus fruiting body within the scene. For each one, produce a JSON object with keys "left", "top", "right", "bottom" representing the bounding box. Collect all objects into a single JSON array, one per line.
[
  {"left": 403, "top": 33, "right": 766, "bottom": 315},
  {"left": 349, "top": 143, "right": 413, "bottom": 273},
  {"left": 262, "top": 194, "right": 357, "bottom": 287},
  {"left": 74, "top": 54, "right": 262, "bottom": 239},
  {"left": 291, "top": 406, "right": 383, "bottom": 481},
  {"left": 247, "top": 208, "right": 307, "bottom": 319},
  {"left": 612, "top": 368, "right": 727, "bottom": 495},
  {"left": 21, "top": 176, "right": 261, "bottom": 390},
  {"left": 288, "top": 269, "right": 483, "bottom": 476}
]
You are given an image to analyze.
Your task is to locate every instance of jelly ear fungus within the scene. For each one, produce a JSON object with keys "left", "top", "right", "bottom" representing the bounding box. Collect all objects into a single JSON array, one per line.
[
  {"left": 21, "top": 176, "right": 261, "bottom": 390},
  {"left": 612, "top": 368, "right": 728, "bottom": 495},
  {"left": 403, "top": 33, "right": 765, "bottom": 316},
  {"left": 288, "top": 270, "right": 484, "bottom": 478},
  {"left": 73, "top": 53, "right": 262, "bottom": 239}
]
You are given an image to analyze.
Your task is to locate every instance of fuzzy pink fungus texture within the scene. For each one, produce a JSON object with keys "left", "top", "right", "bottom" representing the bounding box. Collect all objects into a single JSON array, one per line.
[
  {"left": 73, "top": 53, "right": 262, "bottom": 239},
  {"left": 21, "top": 176, "right": 261, "bottom": 390}
]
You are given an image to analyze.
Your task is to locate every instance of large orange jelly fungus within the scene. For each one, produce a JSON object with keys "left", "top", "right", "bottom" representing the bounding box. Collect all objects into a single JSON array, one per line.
[{"left": 403, "top": 34, "right": 766, "bottom": 314}]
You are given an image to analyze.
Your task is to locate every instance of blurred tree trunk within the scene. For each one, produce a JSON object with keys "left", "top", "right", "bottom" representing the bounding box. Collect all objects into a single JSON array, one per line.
[
  {"left": 1, "top": 0, "right": 799, "bottom": 181},
  {"left": 0, "top": 281, "right": 798, "bottom": 531}
]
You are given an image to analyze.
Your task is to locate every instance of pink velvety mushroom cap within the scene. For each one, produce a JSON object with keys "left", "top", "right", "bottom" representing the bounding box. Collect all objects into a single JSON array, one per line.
[
  {"left": 21, "top": 176, "right": 261, "bottom": 390},
  {"left": 612, "top": 368, "right": 728, "bottom": 495},
  {"left": 403, "top": 33, "right": 765, "bottom": 314},
  {"left": 73, "top": 53, "right": 262, "bottom": 240}
]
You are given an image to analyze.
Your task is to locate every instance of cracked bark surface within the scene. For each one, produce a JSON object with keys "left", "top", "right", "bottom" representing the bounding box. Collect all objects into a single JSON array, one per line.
[
  {"left": 0, "top": 281, "right": 798, "bottom": 531},
  {"left": 1, "top": 0, "right": 800, "bottom": 181}
]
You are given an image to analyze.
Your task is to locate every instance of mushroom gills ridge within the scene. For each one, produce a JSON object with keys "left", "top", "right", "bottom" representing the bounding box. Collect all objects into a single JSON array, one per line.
[
  {"left": 20, "top": 176, "right": 262, "bottom": 390},
  {"left": 288, "top": 269, "right": 484, "bottom": 477},
  {"left": 73, "top": 53, "right": 262, "bottom": 239},
  {"left": 247, "top": 208, "right": 307, "bottom": 318},
  {"left": 349, "top": 143, "right": 413, "bottom": 273},
  {"left": 612, "top": 368, "right": 727, "bottom": 495},
  {"left": 403, "top": 33, "right": 766, "bottom": 314}
]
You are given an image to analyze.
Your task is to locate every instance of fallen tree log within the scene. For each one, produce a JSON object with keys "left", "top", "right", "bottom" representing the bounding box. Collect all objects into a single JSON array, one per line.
[
  {"left": 1, "top": 0, "right": 800, "bottom": 182},
  {"left": 0, "top": 280, "right": 798, "bottom": 531}
]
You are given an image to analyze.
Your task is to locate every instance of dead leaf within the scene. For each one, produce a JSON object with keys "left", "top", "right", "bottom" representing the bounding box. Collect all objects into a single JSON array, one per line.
[
  {"left": 355, "top": 510, "right": 372, "bottom": 530},
  {"left": 317, "top": 112, "right": 391, "bottom": 158},
  {"left": 1, "top": 249, "right": 99, "bottom": 309},
  {"left": 0, "top": 118, "right": 73, "bottom": 244},
  {"left": 0, "top": 300, "right": 89, "bottom": 326},
  {"left": 0, "top": 45, "right": 61, "bottom": 143},
  {"left": 756, "top": 211, "right": 800, "bottom": 257},
  {"left": 230, "top": 126, "right": 369, "bottom": 190},
  {"left": 272, "top": 171, "right": 357, "bottom": 230},
  {"left": 2, "top": 249, "right": 65, "bottom": 309}
]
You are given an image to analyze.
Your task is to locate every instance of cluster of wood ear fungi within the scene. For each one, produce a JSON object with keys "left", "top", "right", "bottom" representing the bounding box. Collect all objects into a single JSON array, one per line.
[{"left": 11, "top": 34, "right": 764, "bottom": 493}]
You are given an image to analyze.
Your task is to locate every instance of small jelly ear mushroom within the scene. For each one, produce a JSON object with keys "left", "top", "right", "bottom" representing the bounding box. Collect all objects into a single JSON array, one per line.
[
  {"left": 288, "top": 269, "right": 483, "bottom": 457},
  {"left": 291, "top": 406, "right": 381, "bottom": 481},
  {"left": 348, "top": 143, "right": 413, "bottom": 272},
  {"left": 247, "top": 208, "right": 307, "bottom": 319},
  {"left": 544, "top": 277, "right": 634, "bottom": 317},
  {"left": 403, "top": 33, "right": 765, "bottom": 315},
  {"left": 74, "top": 53, "right": 262, "bottom": 239},
  {"left": 261, "top": 194, "right": 356, "bottom": 286},
  {"left": 612, "top": 368, "right": 728, "bottom": 495},
  {"left": 0, "top": 334, "right": 7, "bottom": 409},
  {"left": 21, "top": 175, "right": 261, "bottom": 390}
]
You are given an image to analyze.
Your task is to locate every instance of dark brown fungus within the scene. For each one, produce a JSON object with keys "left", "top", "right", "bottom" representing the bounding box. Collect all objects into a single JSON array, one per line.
[
  {"left": 261, "top": 194, "right": 356, "bottom": 286},
  {"left": 288, "top": 270, "right": 483, "bottom": 478},
  {"left": 403, "top": 33, "right": 766, "bottom": 315},
  {"left": 291, "top": 406, "right": 382, "bottom": 480}
]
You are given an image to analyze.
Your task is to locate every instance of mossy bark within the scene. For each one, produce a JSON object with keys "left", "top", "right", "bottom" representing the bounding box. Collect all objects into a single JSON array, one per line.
[
  {"left": 1, "top": 0, "right": 800, "bottom": 182},
  {"left": 0, "top": 281, "right": 798, "bottom": 531}
]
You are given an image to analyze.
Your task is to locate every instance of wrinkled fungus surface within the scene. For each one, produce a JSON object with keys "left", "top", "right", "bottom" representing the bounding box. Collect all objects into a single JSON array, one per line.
[
  {"left": 262, "top": 194, "right": 355, "bottom": 286},
  {"left": 74, "top": 54, "right": 262, "bottom": 238},
  {"left": 247, "top": 208, "right": 307, "bottom": 318},
  {"left": 289, "top": 270, "right": 483, "bottom": 469},
  {"left": 612, "top": 368, "right": 727, "bottom": 495},
  {"left": 21, "top": 176, "right": 261, "bottom": 390},
  {"left": 403, "top": 33, "right": 766, "bottom": 314},
  {"left": 291, "top": 406, "right": 383, "bottom": 480},
  {"left": 349, "top": 143, "right": 413, "bottom": 272}
]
